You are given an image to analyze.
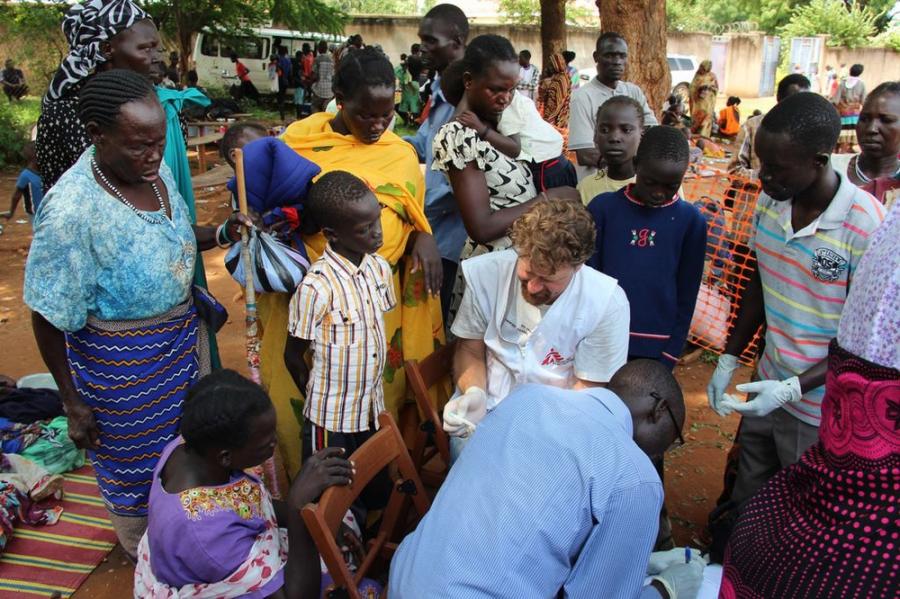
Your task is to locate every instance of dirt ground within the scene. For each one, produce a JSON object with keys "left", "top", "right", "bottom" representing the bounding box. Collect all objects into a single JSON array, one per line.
[{"left": 0, "top": 136, "right": 754, "bottom": 595}]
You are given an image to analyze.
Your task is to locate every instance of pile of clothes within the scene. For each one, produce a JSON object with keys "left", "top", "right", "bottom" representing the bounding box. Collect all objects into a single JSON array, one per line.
[{"left": 0, "top": 377, "right": 83, "bottom": 552}]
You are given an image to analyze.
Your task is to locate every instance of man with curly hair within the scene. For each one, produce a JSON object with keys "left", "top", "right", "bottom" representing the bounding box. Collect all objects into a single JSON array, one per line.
[{"left": 443, "top": 199, "right": 630, "bottom": 451}]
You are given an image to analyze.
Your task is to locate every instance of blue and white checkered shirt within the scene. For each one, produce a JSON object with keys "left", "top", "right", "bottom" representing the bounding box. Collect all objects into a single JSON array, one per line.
[{"left": 389, "top": 384, "right": 664, "bottom": 598}]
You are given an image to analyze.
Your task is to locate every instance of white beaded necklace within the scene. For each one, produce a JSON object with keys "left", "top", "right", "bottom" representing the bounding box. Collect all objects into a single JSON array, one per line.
[
  {"left": 853, "top": 154, "right": 900, "bottom": 185},
  {"left": 91, "top": 157, "right": 169, "bottom": 226}
]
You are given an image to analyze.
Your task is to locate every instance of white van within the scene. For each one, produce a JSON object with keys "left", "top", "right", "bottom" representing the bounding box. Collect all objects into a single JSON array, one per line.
[{"left": 192, "top": 27, "right": 343, "bottom": 91}]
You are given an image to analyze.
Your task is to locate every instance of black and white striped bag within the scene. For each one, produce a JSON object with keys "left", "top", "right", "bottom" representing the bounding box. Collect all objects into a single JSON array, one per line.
[{"left": 225, "top": 229, "right": 310, "bottom": 293}]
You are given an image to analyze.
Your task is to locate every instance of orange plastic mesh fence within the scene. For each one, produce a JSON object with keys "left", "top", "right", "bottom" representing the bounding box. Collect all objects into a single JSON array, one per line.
[{"left": 681, "top": 170, "right": 763, "bottom": 365}]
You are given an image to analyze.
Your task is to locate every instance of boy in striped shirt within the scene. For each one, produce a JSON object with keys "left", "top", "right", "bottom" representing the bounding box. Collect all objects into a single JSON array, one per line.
[
  {"left": 285, "top": 171, "right": 396, "bottom": 480},
  {"left": 707, "top": 92, "right": 885, "bottom": 507}
]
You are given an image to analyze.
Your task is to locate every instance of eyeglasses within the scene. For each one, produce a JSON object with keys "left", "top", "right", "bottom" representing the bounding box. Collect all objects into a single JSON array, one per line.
[{"left": 651, "top": 391, "right": 685, "bottom": 449}]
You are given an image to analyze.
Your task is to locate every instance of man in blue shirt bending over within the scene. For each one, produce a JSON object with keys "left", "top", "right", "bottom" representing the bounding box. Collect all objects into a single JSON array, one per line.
[
  {"left": 404, "top": 3, "right": 469, "bottom": 319},
  {"left": 389, "top": 359, "right": 705, "bottom": 599}
]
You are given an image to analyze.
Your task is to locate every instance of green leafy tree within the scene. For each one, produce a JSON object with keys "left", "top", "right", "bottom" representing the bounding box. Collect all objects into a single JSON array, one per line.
[
  {"left": 144, "top": 0, "right": 346, "bottom": 79},
  {"left": 328, "top": 0, "right": 434, "bottom": 14},
  {"left": 665, "top": 0, "right": 799, "bottom": 33},
  {"left": 875, "top": 27, "right": 900, "bottom": 51},
  {"left": 780, "top": 0, "right": 879, "bottom": 48},
  {"left": 667, "top": 0, "right": 716, "bottom": 32},
  {"left": 499, "top": 0, "right": 592, "bottom": 26},
  {"left": 0, "top": 1, "right": 69, "bottom": 94},
  {"left": 666, "top": 0, "right": 896, "bottom": 35}
]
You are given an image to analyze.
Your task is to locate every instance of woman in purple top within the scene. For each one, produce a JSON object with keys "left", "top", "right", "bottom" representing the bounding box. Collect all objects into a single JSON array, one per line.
[
  {"left": 722, "top": 195, "right": 900, "bottom": 598},
  {"left": 135, "top": 370, "right": 354, "bottom": 598}
]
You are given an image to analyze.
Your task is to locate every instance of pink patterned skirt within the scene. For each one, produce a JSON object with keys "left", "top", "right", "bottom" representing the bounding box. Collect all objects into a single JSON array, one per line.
[{"left": 721, "top": 341, "right": 900, "bottom": 598}]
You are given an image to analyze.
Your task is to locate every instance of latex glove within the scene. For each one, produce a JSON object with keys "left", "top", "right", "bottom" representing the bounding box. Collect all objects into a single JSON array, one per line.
[
  {"left": 650, "top": 559, "right": 705, "bottom": 599},
  {"left": 647, "top": 547, "right": 708, "bottom": 576},
  {"left": 706, "top": 354, "right": 738, "bottom": 416},
  {"left": 442, "top": 387, "right": 488, "bottom": 438},
  {"left": 720, "top": 376, "right": 802, "bottom": 418}
]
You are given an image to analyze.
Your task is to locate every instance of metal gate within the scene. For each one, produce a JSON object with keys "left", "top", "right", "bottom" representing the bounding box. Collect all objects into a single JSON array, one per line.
[
  {"left": 758, "top": 36, "right": 780, "bottom": 97},
  {"left": 711, "top": 36, "right": 728, "bottom": 91},
  {"left": 789, "top": 37, "right": 823, "bottom": 81}
]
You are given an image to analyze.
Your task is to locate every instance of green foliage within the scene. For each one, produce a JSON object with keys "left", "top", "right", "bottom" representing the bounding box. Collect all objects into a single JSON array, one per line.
[
  {"left": 862, "top": 0, "right": 899, "bottom": 30},
  {"left": 667, "top": 0, "right": 716, "bottom": 33},
  {"left": 498, "top": 0, "right": 593, "bottom": 26},
  {"left": 0, "top": 98, "right": 40, "bottom": 169},
  {"left": 0, "top": 2, "right": 70, "bottom": 95},
  {"left": 875, "top": 27, "right": 900, "bottom": 51},
  {"left": 328, "top": 0, "right": 435, "bottom": 15},
  {"left": 700, "top": 350, "right": 721, "bottom": 365},
  {"left": 780, "top": 0, "right": 879, "bottom": 48},
  {"left": 666, "top": 0, "right": 803, "bottom": 34},
  {"left": 666, "top": 0, "right": 895, "bottom": 35},
  {"left": 145, "top": 0, "right": 346, "bottom": 48}
]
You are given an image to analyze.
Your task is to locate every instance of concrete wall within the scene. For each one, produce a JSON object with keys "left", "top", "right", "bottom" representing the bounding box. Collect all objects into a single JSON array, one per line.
[
  {"left": 349, "top": 17, "right": 778, "bottom": 96},
  {"left": 668, "top": 31, "right": 712, "bottom": 64},
  {"left": 820, "top": 44, "right": 900, "bottom": 94},
  {"left": 350, "top": 16, "right": 713, "bottom": 74},
  {"left": 721, "top": 33, "right": 764, "bottom": 98}
]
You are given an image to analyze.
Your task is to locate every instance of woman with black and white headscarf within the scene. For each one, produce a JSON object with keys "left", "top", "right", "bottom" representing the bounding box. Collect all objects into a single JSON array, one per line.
[{"left": 36, "top": 0, "right": 164, "bottom": 192}]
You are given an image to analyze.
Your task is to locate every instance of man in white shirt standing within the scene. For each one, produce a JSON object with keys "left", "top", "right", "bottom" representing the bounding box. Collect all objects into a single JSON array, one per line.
[
  {"left": 444, "top": 199, "right": 630, "bottom": 456},
  {"left": 568, "top": 31, "right": 658, "bottom": 180},
  {"left": 516, "top": 49, "right": 539, "bottom": 101}
]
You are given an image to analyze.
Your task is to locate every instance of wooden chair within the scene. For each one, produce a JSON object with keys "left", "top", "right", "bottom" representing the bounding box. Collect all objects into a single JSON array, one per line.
[
  {"left": 301, "top": 412, "right": 430, "bottom": 599},
  {"left": 405, "top": 340, "right": 455, "bottom": 488}
]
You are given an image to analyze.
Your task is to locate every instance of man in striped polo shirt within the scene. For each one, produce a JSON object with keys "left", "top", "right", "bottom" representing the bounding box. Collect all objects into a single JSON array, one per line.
[{"left": 707, "top": 92, "right": 886, "bottom": 508}]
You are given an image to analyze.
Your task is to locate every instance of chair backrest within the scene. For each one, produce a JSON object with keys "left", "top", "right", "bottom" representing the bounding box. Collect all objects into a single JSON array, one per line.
[
  {"left": 404, "top": 340, "right": 455, "bottom": 469},
  {"left": 301, "top": 412, "right": 430, "bottom": 599}
]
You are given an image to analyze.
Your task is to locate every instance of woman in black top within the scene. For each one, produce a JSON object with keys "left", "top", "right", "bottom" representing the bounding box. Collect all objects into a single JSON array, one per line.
[{"left": 36, "top": 0, "right": 163, "bottom": 191}]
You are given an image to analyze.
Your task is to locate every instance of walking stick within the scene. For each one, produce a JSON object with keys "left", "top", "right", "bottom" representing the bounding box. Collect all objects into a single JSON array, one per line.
[{"left": 234, "top": 148, "right": 280, "bottom": 498}]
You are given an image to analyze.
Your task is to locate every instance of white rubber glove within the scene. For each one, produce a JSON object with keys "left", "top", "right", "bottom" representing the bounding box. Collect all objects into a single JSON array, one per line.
[
  {"left": 647, "top": 547, "right": 708, "bottom": 576},
  {"left": 706, "top": 354, "right": 739, "bottom": 416},
  {"left": 650, "top": 559, "right": 705, "bottom": 599},
  {"left": 720, "top": 376, "right": 802, "bottom": 418},
  {"left": 442, "top": 386, "right": 487, "bottom": 438}
]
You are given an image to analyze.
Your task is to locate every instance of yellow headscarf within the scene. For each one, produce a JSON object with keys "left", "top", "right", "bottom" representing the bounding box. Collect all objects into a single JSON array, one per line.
[{"left": 281, "top": 113, "right": 431, "bottom": 263}]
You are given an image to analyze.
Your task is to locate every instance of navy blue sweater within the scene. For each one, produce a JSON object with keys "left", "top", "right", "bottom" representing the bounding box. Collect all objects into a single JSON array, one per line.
[{"left": 587, "top": 186, "right": 707, "bottom": 367}]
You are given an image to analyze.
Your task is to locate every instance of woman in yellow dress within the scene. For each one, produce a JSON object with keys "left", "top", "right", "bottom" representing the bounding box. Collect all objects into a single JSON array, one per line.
[
  {"left": 260, "top": 48, "right": 445, "bottom": 476},
  {"left": 689, "top": 60, "right": 719, "bottom": 138}
]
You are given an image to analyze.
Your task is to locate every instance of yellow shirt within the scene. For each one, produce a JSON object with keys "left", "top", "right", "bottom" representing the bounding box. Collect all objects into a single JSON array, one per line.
[{"left": 577, "top": 170, "right": 636, "bottom": 206}]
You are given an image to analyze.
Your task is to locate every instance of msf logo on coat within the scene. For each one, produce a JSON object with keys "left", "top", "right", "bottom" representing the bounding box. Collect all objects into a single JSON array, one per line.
[{"left": 541, "top": 348, "right": 573, "bottom": 367}]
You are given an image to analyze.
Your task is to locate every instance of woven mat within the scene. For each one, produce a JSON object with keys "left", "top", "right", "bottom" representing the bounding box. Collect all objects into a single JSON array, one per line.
[{"left": 0, "top": 465, "right": 117, "bottom": 598}]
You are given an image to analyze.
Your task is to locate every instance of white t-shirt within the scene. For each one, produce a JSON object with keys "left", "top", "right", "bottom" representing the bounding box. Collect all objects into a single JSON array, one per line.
[
  {"left": 499, "top": 92, "right": 564, "bottom": 163},
  {"left": 568, "top": 78, "right": 658, "bottom": 179},
  {"left": 452, "top": 273, "right": 630, "bottom": 383}
]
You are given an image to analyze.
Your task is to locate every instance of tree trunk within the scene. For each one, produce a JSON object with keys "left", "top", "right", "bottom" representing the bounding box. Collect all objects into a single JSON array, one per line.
[
  {"left": 540, "top": 0, "right": 566, "bottom": 72},
  {"left": 178, "top": 29, "right": 197, "bottom": 83},
  {"left": 596, "top": 0, "right": 669, "bottom": 115},
  {"left": 178, "top": 30, "right": 194, "bottom": 83}
]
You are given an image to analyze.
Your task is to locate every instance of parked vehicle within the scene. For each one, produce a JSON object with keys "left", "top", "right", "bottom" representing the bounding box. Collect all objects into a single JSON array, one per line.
[
  {"left": 192, "top": 27, "right": 343, "bottom": 92},
  {"left": 576, "top": 54, "right": 698, "bottom": 102}
]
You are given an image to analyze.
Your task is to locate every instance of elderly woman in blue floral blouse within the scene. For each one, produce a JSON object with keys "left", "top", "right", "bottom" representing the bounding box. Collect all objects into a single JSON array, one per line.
[{"left": 23, "top": 70, "right": 247, "bottom": 558}]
